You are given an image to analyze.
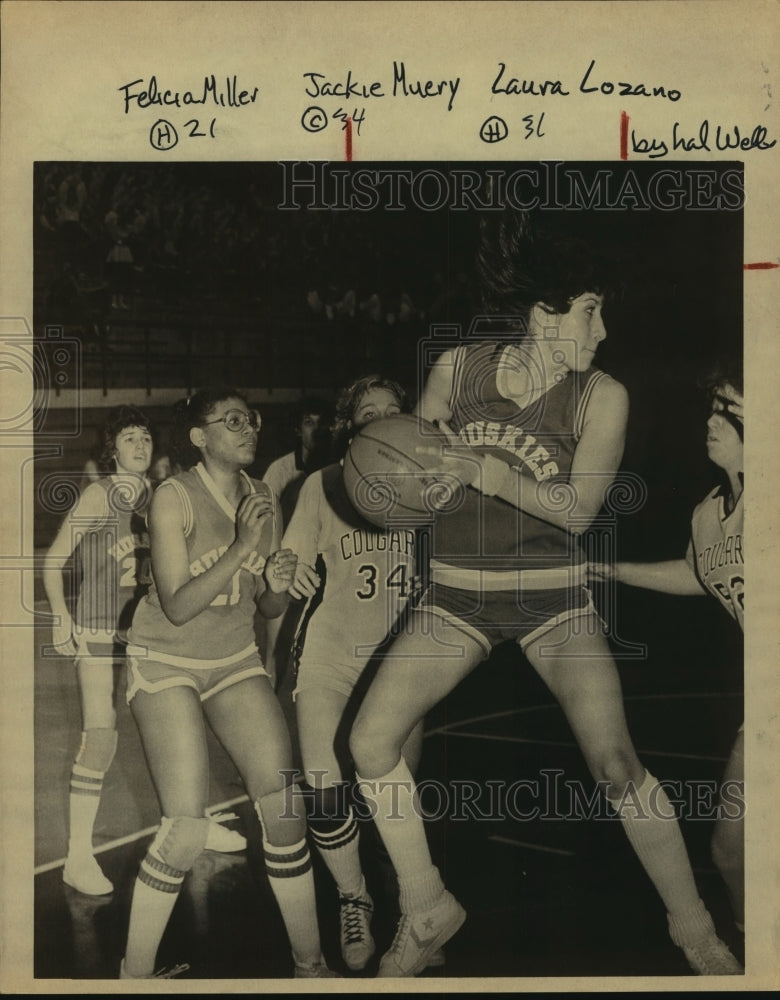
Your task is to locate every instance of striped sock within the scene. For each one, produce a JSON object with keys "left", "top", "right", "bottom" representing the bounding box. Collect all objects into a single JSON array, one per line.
[
  {"left": 67, "top": 763, "right": 104, "bottom": 858},
  {"left": 309, "top": 802, "right": 364, "bottom": 898},
  {"left": 123, "top": 847, "right": 185, "bottom": 977},
  {"left": 263, "top": 836, "right": 322, "bottom": 967}
]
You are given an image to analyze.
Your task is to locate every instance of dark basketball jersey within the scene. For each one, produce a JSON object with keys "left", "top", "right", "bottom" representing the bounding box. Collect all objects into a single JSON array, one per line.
[
  {"left": 687, "top": 487, "right": 744, "bottom": 631},
  {"left": 129, "top": 463, "right": 276, "bottom": 662},
  {"left": 74, "top": 476, "right": 151, "bottom": 637},
  {"left": 433, "top": 342, "right": 609, "bottom": 573}
]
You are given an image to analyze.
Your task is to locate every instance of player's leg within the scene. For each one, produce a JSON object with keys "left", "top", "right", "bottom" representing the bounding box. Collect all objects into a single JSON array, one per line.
[
  {"left": 63, "top": 654, "right": 118, "bottom": 895},
  {"left": 349, "top": 612, "right": 481, "bottom": 976},
  {"left": 525, "top": 621, "right": 741, "bottom": 975},
  {"left": 711, "top": 728, "right": 744, "bottom": 931},
  {"left": 122, "top": 684, "right": 211, "bottom": 978},
  {"left": 297, "top": 685, "right": 374, "bottom": 970},
  {"left": 204, "top": 676, "right": 331, "bottom": 977}
]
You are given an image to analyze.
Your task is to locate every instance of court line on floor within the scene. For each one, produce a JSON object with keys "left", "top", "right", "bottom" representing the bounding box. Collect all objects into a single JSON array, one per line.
[
  {"left": 35, "top": 692, "right": 740, "bottom": 874},
  {"left": 429, "top": 729, "right": 731, "bottom": 763},
  {"left": 33, "top": 794, "right": 250, "bottom": 876},
  {"left": 487, "top": 835, "right": 575, "bottom": 857}
]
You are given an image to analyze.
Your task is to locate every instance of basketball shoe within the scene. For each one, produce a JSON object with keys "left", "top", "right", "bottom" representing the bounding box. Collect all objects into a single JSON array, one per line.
[
  {"left": 339, "top": 889, "right": 376, "bottom": 971},
  {"left": 377, "top": 890, "right": 465, "bottom": 977}
]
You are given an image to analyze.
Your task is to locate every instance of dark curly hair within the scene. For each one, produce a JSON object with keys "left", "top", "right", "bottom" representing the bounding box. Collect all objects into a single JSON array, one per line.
[
  {"left": 99, "top": 405, "right": 153, "bottom": 471},
  {"left": 170, "top": 386, "right": 250, "bottom": 470},
  {"left": 701, "top": 357, "right": 743, "bottom": 441},
  {"left": 476, "top": 211, "right": 613, "bottom": 330}
]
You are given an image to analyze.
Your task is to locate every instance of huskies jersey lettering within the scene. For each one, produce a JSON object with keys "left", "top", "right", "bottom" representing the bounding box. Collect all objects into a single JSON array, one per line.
[
  {"left": 74, "top": 476, "right": 151, "bottom": 636},
  {"left": 130, "top": 463, "right": 275, "bottom": 660},
  {"left": 433, "top": 342, "right": 609, "bottom": 571},
  {"left": 283, "top": 464, "right": 417, "bottom": 662},
  {"left": 686, "top": 487, "right": 744, "bottom": 631}
]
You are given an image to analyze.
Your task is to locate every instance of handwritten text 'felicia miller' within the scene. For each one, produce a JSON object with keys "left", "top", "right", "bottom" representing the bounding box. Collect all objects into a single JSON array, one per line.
[{"left": 119, "top": 75, "right": 259, "bottom": 113}]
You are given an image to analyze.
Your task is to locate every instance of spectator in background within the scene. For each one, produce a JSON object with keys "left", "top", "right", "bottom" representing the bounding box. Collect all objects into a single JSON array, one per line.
[{"left": 262, "top": 397, "right": 334, "bottom": 526}]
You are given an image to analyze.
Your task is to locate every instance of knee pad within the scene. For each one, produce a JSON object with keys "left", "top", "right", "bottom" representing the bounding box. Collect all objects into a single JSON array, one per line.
[
  {"left": 150, "top": 815, "right": 210, "bottom": 872},
  {"left": 75, "top": 728, "right": 118, "bottom": 773}
]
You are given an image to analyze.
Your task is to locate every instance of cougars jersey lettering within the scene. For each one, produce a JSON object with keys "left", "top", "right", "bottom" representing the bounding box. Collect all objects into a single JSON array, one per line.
[
  {"left": 686, "top": 487, "right": 744, "bottom": 631},
  {"left": 74, "top": 476, "right": 151, "bottom": 635},
  {"left": 433, "top": 342, "right": 608, "bottom": 572},
  {"left": 283, "top": 464, "right": 417, "bottom": 663},
  {"left": 129, "top": 463, "right": 275, "bottom": 661}
]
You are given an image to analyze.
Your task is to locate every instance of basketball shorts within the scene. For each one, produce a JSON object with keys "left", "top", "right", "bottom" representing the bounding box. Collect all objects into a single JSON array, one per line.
[
  {"left": 125, "top": 643, "right": 269, "bottom": 704},
  {"left": 293, "top": 649, "right": 378, "bottom": 701},
  {"left": 417, "top": 580, "right": 604, "bottom": 658}
]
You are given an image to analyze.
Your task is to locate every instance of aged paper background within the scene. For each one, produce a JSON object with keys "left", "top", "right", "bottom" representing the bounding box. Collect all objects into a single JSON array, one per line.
[{"left": 1, "top": 0, "right": 778, "bottom": 992}]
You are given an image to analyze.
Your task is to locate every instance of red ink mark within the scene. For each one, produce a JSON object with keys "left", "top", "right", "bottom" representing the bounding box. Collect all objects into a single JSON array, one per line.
[
  {"left": 743, "top": 261, "right": 780, "bottom": 270},
  {"left": 619, "top": 111, "right": 629, "bottom": 160},
  {"left": 345, "top": 117, "right": 353, "bottom": 161}
]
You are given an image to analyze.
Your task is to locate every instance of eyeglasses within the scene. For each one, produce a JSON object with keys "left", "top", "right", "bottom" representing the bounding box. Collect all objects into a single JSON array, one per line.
[{"left": 203, "top": 409, "right": 261, "bottom": 433}]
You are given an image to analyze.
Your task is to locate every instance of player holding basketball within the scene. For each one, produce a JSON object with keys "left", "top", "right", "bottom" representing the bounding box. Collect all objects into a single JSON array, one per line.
[
  {"left": 43, "top": 406, "right": 155, "bottom": 896},
  {"left": 120, "top": 388, "right": 333, "bottom": 979},
  {"left": 348, "top": 212, "right": 742, "bottom": 976},
  {"left": 283, "top": 375, "right": 429, "bottom": 973},
  {"left": 591, "top": 372, "right": 745, "bottom": 937}
]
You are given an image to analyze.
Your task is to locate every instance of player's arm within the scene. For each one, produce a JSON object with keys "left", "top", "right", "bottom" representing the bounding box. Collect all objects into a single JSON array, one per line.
[
  {"left": 282, "top": 475, "right": 323, "bottom": 601},
  {"left": 150, "top": 485, "right": 266, "bottom": 626},
  {"left": 258, "top": 489, "right": 295, "bottom": 619},
  {"left": 492, "top": 376, "right": 629, "bottom": 534},
  {"left": 589, "top": 557, "right": 705, "bottom": 595},
  {"left": 414, "top": 350, "right": 456, "bottom": 425},
  {"left": 42, "top": 482, "right": 107, "bottom": 654}
]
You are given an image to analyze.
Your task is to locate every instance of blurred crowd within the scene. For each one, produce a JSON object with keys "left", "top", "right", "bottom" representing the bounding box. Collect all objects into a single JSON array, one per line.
[{"left": 34, "top": 163, "right": 478, "bottom": 332}]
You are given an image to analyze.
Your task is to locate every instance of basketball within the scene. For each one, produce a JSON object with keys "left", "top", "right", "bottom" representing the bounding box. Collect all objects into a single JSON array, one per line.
[{"left": 343, "top": 414, "right": 475, "bottom": 528}]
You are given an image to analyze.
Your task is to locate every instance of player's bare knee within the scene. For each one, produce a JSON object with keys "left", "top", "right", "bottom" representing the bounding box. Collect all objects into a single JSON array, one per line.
[
  {"left": 596, "top": 751, "right": 643, "bottom": 798},
  {"left": 254, "top": 781, "right": 307, "bottom": 847},
  {"left": 150, "top": 815, "right": 210, "bottom": 871},
  {"left": 75, "top": 728, "right": 118, "bottom": 773},
  {"left": 349, "top": 719, "right": 393, "bottom": 777}
]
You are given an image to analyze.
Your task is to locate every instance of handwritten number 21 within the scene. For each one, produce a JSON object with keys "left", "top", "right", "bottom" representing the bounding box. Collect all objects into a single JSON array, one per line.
[{"left": 184, "top": 118, "right": 217, "bottom": 139}]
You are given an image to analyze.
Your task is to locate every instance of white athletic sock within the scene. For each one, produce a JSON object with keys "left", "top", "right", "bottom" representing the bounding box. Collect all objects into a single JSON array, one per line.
[
  {"left": 610, "top": 770, "right": 715, "bottom": 945},
  {"left": 356, "top": 756, "right": 444, "bottom": 913},
  {"left": 309, "top": 808, "right": 365, "bottom": 898},
  {"left": 263, "top": 836, "right": 322, "bottom": 967},
  {"left": 67, "top": 763, "right": 105, "bottom": 858},
  {"left": 123, "top": 846, "right": 185, "bottom": 977}
]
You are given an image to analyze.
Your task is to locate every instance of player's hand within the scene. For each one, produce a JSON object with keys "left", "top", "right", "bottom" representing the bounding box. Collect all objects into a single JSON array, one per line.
[
  {"left": 235, "top": 493, "right": 274, "bottom": 553},
  {"left": 413, "top": 419, "right": 481, "bottom": 494},
  {"left": 264, "top": 549, "right": 298, "bottom": 594},
  {"left": 51, "top": 618, "right": 77, "bottom": 657},
  {"left": 417, "top": 419, "right": 512, "bottom": 499},
  {"left": 287, "top": 562, "right": 321, "bottom": 600},
  {"left": 587, "top": 561, "right": 618, "bottom": 583},
  {"left": 721, "top": 383, "right": 744, "bottom": 424}
]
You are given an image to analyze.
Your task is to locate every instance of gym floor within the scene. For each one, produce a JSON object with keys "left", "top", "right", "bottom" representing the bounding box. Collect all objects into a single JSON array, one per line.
[{"left": 33, "top": 579, "right": 745, "bottom": 984}]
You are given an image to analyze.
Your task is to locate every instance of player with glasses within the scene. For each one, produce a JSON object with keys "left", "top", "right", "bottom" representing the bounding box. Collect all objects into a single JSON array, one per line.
[
  {"left": 120, "top": 387, "right": 333, "bottom": 979},
  {"left": 203, "top": 408, "right": 262, "bottom": 432}
]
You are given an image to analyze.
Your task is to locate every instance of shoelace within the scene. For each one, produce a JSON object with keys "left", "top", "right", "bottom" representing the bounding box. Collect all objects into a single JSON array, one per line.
[
  {"left": 340, "top": 896, "right": 373, "bottom": 944},
  {"left": 153, "top": 962, "right": 190, "bottom": 978},
  {"left": 208, "top": 810, "right": 239, "bottom": 825},
  {"left": 388, "top": 912, "right": 413, "bottom": 955}
]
